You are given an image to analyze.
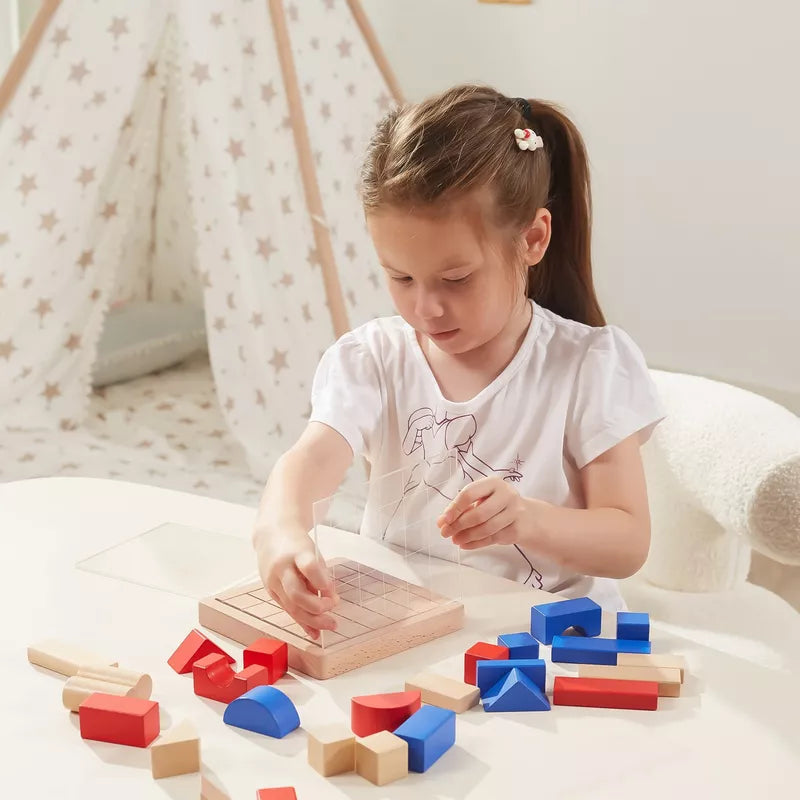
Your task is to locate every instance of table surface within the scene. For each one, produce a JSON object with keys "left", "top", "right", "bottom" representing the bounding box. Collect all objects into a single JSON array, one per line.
[{"left": 2, "top": 476, "right": 799, "bottom": 800}]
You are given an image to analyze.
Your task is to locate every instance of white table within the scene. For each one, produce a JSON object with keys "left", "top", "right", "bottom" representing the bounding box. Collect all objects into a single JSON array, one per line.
[{"left": 2, "top": 477, "right": 799, "bottom": 799}]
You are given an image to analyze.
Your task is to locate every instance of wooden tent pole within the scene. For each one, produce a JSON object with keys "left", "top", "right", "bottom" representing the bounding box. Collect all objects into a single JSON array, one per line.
[
  {"left": 267, "top": 0, "right": 350, "bottom": 339},
  {"left": 346, "top": 0, "right": 405, "bottom": 104},
  {"left": 0, "top": 0, "right": 62, "bottom": 116}
]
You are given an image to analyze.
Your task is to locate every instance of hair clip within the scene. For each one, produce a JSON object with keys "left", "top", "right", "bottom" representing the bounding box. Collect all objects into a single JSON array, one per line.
[{"left": 514, "top": 128, "right": 544, "bottom": 152}]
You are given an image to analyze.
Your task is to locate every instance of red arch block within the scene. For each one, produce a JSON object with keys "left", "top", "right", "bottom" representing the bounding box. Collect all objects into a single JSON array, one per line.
[
  {"left": 351, "top": 691, "right": 421, "bottom": 737},
  {"left": 193, "top": 653, "right": 270, "bottom": 703}
]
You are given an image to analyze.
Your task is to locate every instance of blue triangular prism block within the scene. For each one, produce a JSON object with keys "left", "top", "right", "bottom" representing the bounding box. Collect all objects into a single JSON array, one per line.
[{"left": 483, "top": 668, "right": 551, "bottom": 712}]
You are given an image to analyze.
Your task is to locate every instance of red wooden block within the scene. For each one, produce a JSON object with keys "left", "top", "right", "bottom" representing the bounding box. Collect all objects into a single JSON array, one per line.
[
  {"left": 255, "top": 789, "right": 297, "bottom": 799},
  {"left": 464, "top": 642, "right": 509, "bottom": 685},
  {"left": 78, "top": 692, "right": 160, "bottom": 747},
  {"left": 243, "top": 637, "right": 288, "bottom": 683},
  {"left": 193, "top": 653, "right": 271, "bottom": 703},
  {"left": 351, "top": 691, "right": 421, "bottom": 737},
  {"left": 168, "top": 629, "right": 235, "bottom": 674},
  {"left": 553, "top": 676, "right": 659, "bottom": 711}
]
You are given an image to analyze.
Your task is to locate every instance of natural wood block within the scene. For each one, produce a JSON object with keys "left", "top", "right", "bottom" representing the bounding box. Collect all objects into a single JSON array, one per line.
[
  {"left": 307, "top": 724, "right": 355, "bottom": 776},
  {"left": 355, "top": 730, "right": 408, "bottom": 786},
  {"left": 151, "top": 719, "right": 200, "bottom": 779},
  {"left": 199, "top": 558, "right": 464, "bottom": 679},
  {"left": 201, "top": 774, "right": 231, "bottom": 800},
  {"left": 578, "top": 664, "right": 682, "bottom": 697},
  {"left": 63, "top": 664, "right": 152, "bottom": 712},
  {"left": 405, "top": 672, "right": 480, "bottom": 713},
  {"left": 27, "top": 639, "right": 117, "bottom": 677},
  {"left": 616, "top": 653, "right": 687, "bottom": 682}
]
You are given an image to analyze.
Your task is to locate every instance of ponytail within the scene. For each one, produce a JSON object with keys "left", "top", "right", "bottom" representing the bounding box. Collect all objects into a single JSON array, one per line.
[{"left": 524, "top": 100, "right": 605, "bottom": 327}]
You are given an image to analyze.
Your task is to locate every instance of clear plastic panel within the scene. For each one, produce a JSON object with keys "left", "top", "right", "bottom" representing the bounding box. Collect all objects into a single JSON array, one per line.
[
  {"left": 75, "top": 522, "right": 258, "bottom": 598},
  {"left": 312, "top": 450, "right": 464, "bottom": 649}
]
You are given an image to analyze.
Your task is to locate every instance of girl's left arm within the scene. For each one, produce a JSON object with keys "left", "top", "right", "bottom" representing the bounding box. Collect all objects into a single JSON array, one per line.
[{"left": 438, "top": 434, "right": 651, "bottom": 579}]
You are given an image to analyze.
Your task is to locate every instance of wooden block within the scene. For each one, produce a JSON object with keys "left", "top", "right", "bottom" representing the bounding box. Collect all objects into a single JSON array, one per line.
[
  {"left": 198, "top": 558, "right": 464, "bottom": 680},
  {"left": 224, "top": 686, "right": 300, "bottom": 739},
  {"left": 243, "top": 638, "right": 288, "bottom": 683},
  {"left": 616, "top": 611, "right": 650, "bottom": 641},
  {"left": 256, "top": 789, "right": 297, "bottom": 799},
  {"left": 552, "top": 676, "right": 659, "bottom": 711},
  {"left": 617, "top": 653, "right": 687, "bottom": 682},
  {"left": 578, "top": 664, "right": 682, "bottom": 697},
  {"left": 63, "top": 665, "right": 152, "bottom": 712},
  {"left": 78, "top": 692, "right": 160, "bottom": 747},
  {"left": 404, "top": 672, "right": 479, "bottom": 713},
  {"left": 351, "top": 690, "right": 421, "bottom": 736},
  {"left": 530, "top": 597, "right": 602, "bottom": 645},
  {"left": 355, "top": 730, "right": 409, "bottom": 786},
  {"left": 393, "top": 705, "right": 456, "bottom": 772},
  {"left": 307, "top": 723, "right": 355, "bottom": 776},
  {"left": 193, "top": 653, "right": 270, "bottom": 703},
  {"left": 150, "top": 719, "right": 200, "bottom": 779},
  {"left": 551, "top": 635, "right": 651, "bottom": 665},
  {"left": 201, "top": 775, "right": 231, "bottom": 800},
  {"left": 464, "top": 642, "right": 509, "bottom": 685},
  {"left": 27, "top": 639, "right": 117, "bottom": 677},
  {"left": 168, "top": 629, "right": 235, "bottom": 674}
]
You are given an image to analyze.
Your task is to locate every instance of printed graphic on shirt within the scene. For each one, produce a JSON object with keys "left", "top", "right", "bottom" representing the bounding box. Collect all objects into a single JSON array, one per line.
[{"left": 380, "top": 406, "right": 544, "bottom": 589}]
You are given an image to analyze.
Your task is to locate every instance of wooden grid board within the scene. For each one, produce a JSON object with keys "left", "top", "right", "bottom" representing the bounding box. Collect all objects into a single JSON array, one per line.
[{"left": 198, "top": 558, "right": 464, "bottom": 680}]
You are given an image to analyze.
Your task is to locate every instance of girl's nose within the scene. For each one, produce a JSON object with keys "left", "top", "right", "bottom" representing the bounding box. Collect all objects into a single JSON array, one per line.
[{"left": 414, "top": 289, "right": 444, "bottom": 320}]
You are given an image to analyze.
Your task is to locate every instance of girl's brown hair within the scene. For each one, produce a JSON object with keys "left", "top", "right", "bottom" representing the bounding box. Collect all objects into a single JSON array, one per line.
[{"left": 360, "top": 84, "right": 605, "bottom": 326}]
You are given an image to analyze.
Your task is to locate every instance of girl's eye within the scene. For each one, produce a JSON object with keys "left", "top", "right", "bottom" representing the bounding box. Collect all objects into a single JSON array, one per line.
[
  {"left": 391, "top": 276, "right": 413, "bottom": 284},
  {"left": 444, "top": 275, "right": 470, "bottom": 285}
]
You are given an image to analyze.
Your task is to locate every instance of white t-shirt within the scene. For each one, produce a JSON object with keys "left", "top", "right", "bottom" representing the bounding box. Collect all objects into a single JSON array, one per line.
[{"left": 310, "top": 300, "right": 666, "bottom": 610}]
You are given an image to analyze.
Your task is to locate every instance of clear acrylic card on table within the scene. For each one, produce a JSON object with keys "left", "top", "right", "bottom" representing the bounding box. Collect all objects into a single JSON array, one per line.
[
  {"left": 75, "top": 522, "right": 259, "bottom": 599},
  {"left": 312, "top": 451, "right": 465, "bottom": 648}
]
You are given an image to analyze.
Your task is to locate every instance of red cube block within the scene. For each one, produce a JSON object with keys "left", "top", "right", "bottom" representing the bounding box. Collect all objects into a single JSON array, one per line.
[
  {"left": 78, "top": 692, "right": 160, "bottom": 747},
  {"left": 464, "top": 642, "right": 509, "bottom": 685},
  {"left": 244, "top": 637, "right": 288, "bottom": 683},
  {"left": 256, "top": 789, "right": 297, "bottom": 799}
]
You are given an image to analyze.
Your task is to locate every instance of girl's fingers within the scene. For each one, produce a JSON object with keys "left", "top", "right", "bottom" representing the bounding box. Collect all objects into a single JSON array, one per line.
[
  {"left": 451, "top": 509, "right": 514, "bottom": 547},
  {"left": 442, "top": 493, "right": 505, "bottom": 537}
]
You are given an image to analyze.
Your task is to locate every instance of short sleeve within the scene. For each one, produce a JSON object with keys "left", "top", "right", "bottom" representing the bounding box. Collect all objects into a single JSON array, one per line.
[
  {"left": 565, "top": 326, "right": 666, "bottom": 469},
  {"left": 309, "top": 332, "right": 383, "bottom": 459}
]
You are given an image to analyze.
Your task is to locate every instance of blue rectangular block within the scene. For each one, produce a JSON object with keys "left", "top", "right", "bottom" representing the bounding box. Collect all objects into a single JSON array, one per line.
[
  {"left": 551, "top": 635, "right": 651, "bottom": 665},
  {"left": 616, "top": 612, "right": 650, "bottom": 641},
  {"left": 530, "top": 597, "right": 602, "bottom": 645},
  {"left": 393, "top": 705, "right": 455, "bottom": 773},
  {"left": 476, "top": 659, "right": 545, "bottom": 698},
  {"left": 497, "top": 632, "right": 540, "bottom": 659}
]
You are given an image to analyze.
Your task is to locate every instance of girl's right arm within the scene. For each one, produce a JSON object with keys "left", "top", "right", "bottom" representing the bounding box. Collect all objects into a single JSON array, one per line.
[{"left": 253, "top": 421, "right": 353, "bottom": 639}]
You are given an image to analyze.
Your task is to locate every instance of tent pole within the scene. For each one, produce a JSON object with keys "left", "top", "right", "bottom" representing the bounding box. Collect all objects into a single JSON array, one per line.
[
  {"left": 0, "top": 0, "right": 62, "bottom": 116},
  {"left": 346, "top": 0, "right": 405, "bottom": 104},
  {"left": 267, "top": 0, "right": 350, "bottom": 339}
]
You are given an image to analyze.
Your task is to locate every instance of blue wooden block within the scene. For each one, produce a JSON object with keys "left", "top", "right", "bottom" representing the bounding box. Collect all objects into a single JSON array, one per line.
[
  {"left": 476, "top": 659, "right": 545, "bottom": 698},
  {"left": 483, "top": 668, "right": 551, "bottom": 712},
  {"left": 223, "top": 686, "right": 299, "bottom": 738},
  {"left": 617, "top": 612, "right": 650, "bottom": 641},
  {"left": 530, "top": 597, "right": 602, "bottom": 645},
  {"left": 497, "top": 632, "right": 540, "bottom": 659},
  {"left": 551, "top": 635, "right": 651, "bottom": 665},
  {"left": 393, "top": 705, "right": 455, "bottom": 772}
]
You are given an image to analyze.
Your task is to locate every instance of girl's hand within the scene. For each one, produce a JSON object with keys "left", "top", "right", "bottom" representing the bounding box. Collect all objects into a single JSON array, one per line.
[
  {"left": 437, "top": 477, "right": 547, "bottom": 550},
  {"left": 255, "top": 528, "right": 339, "bottom": 640}
]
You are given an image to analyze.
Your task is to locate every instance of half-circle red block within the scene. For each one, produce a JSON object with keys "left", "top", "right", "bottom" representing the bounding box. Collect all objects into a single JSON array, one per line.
[
  {"left": 351, "top": 691, "right": 421, "bottom": 737},
  {"left": 193, "top": 653, "right": 270, "bottom": 703}
]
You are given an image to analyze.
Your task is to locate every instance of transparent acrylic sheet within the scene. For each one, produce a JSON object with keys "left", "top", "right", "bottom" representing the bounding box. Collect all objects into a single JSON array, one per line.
[
  {"left": 75, "top": 522, "right": 259, "bottom": 599},
  {"left": 312, "top": 449, "right": 464, "bottom": 648}
]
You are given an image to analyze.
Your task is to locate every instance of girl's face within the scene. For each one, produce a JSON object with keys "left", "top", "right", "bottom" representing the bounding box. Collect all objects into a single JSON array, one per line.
[{"left": 367, "top": 199, "right": 526, "bottom": 356}]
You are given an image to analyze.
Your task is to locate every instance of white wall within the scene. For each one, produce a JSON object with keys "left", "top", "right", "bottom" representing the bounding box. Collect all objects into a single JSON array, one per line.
[{"left": 362, "top": 0, "right": 800, "bottom": 411}]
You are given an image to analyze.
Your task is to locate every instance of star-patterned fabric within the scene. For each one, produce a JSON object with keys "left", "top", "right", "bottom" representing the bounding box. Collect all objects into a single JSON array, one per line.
[{"left": 0, "top": 0, "right": 396, "bottom": 482}]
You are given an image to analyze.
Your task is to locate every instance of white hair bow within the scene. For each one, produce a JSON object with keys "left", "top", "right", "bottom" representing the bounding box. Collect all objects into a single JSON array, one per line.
[{"left": 514, "top": 128, "right": 544, "bottom": 152}]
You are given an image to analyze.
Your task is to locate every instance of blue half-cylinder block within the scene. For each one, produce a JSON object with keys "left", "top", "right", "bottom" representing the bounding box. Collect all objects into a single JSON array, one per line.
[
  {"left": 482, "top": 668, "right": 551, "bottom": 712},
  {"left": 616, "top": 611, "right": 650, "bottom": 641},
  {"left": 497, "top": 632, "right": 540, "bottom": 659},
  {"left": 223, "top": 685, "right": 300, "bottom": 738},
  {"left": 551, "top": 635, "right": 651, "bottom": 665},
  {"left": 530, "top": 597, "right": 602, "bottom": 645},
  {"left": 393, "top": 705, "right": 456, "bottom": 773},
  {"left": 476, "top": 659, "right": 545, "bottom": 698}
]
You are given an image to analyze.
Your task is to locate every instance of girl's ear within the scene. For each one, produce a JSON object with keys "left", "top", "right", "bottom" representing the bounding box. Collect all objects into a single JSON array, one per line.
[{"left": 522, "top": 208, "right": 552, "bottom": 267}]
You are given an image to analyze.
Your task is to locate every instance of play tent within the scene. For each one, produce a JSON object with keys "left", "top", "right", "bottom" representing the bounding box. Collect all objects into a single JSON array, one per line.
[{"left": 0, "top": 0, "right": 400, "bottom": 479}]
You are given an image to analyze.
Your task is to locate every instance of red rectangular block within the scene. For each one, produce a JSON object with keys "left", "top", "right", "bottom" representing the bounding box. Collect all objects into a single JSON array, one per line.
[
  {"left": 553, "top": 676, "right": 659, "bottom": 711},
  {"left": 256, "top": 789, "right": 296, "bottom": 799},
  {"left": 78, "top": 692, "right": 160, "bottom": 746},
  {"left": 464, "top": 642, "right": 509, "bottom": 685}
]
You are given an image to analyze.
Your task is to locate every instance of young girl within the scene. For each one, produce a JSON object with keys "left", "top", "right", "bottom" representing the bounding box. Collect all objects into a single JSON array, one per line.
[{"left": 253, "top": 84, "right": 665, "bottom": 639}]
